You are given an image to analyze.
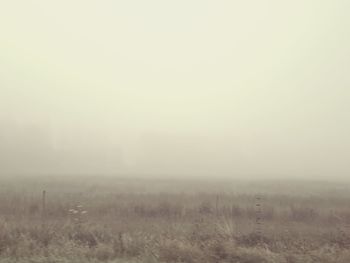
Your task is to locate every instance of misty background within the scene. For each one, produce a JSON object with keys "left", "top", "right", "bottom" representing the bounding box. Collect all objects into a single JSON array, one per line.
[{"left": 0, "top": 1, "right": 349, "bottom": 178}]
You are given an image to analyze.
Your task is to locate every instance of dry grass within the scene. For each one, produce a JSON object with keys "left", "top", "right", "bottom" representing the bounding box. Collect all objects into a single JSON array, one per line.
[{"left": 0, "top": 176, "right": 349, "bottom": 262}]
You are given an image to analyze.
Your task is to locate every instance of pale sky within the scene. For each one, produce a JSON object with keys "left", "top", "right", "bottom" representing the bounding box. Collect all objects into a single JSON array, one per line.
[{"left": 0, "top": 1, "right": 349, "bottom": 177}]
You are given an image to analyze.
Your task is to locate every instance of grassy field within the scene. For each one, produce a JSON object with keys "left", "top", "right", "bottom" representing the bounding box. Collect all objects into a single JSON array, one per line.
[{"left": 0, "top": 175, "right": 349, "bottom": 262}]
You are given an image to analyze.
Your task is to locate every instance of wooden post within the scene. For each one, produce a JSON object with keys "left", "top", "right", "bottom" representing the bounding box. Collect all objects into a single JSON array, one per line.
[
  {"left": 215, "top": 195, "right": 219, "bottom": 217},
  {"left": 42, "top": 190, "right": 46, "bottom": 221},
  {"left": 255, "top": 195, "right": 262, "bottom": 239}
]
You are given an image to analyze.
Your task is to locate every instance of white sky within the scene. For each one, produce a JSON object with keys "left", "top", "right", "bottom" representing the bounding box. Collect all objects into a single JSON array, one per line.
[{"left": 0, "top": 1, "right": 349, "bottom": 177}]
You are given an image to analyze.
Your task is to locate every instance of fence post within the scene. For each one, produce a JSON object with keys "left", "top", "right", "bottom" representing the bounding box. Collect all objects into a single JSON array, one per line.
[
  {"left": 255, "top": 194, "right": 263, "bottom": 239},
  {"left": 215, "top": 195, "right": 220, "bottom": 217},
  {"left": 42, "top": 190, "right": 46, "bottom": 222}
]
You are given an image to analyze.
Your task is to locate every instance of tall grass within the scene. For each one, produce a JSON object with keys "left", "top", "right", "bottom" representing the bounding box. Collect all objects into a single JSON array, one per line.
[{"left": 0, "top": 176, "right": 349, "bottom": 262}]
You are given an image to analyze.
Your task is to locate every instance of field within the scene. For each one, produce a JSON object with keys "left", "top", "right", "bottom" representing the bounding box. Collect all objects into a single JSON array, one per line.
[{"left": 0, "top": 175, "right": 350, "bottom": 263}]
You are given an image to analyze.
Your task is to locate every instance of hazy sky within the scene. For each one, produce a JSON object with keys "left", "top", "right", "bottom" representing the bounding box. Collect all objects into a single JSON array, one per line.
[{"left": 1, "top": 1, "right": 349, "bottom": 177}]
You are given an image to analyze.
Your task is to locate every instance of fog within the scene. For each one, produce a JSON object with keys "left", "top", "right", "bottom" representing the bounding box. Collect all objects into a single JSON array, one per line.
[{"left": 1, "top": 1, "right": 349, "bottom": 178}]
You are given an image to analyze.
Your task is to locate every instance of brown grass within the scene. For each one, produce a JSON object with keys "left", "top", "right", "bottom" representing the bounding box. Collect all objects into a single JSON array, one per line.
[{"left": 0, "top": 176, "right": 349, "bottom": 262}]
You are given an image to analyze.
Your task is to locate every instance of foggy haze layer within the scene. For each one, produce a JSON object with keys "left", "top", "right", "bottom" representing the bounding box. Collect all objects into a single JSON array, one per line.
[{"left": 1, "top": 1, "right": 349, "bottom": 178}]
